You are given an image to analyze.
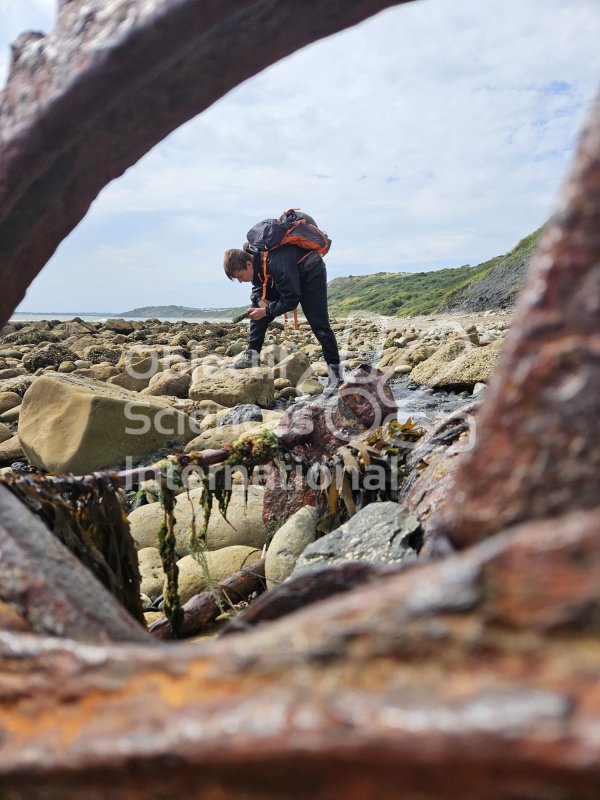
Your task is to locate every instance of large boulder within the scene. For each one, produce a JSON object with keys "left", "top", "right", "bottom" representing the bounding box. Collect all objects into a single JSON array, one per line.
[
  {"left": 129, "top": 484, "right": 267, "bottom": 555},
  {"left": 293, "top": 502, "right": 421, "bottom": 573},
  {"left": 265, "top": 506, "right": 318, "bottom": 589},
  {"left": 18, "top": 373, "right": 197, "bottom": 473},
  {"left": 189, "top": 366, "right": 274, "bottom": 407}
]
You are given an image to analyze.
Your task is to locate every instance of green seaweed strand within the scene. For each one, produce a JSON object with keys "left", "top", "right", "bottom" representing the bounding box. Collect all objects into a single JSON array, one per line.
[{"left": 157, "top": 460, "right": 183, "bottom": 637}]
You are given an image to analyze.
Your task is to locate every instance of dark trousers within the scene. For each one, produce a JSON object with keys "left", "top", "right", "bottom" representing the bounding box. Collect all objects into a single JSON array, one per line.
[{"left": 249, "top": 262, "right": 340, "bottom": 365}]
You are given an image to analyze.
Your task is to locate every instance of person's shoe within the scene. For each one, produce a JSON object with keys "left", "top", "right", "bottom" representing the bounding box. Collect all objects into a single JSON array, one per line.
[
  {"left": 323, "top": 363, "right": 344, "bottom": 394},
  {"left": 229, "top": 349, "right": 260, "bottom": 369}
]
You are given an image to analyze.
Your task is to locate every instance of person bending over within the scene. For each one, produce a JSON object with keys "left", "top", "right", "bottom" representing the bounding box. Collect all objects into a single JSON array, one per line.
[{"left": 223, "top": 244, "right": 342, "bottom": 385}]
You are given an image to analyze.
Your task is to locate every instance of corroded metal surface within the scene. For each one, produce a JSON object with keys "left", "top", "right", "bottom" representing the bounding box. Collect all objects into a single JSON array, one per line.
[
  {"left": 0, "top": 0, "right": 405, "bottom": 327},
  {"left": 0, "top": 510, "right": 598, "bottom": 798},
  {"left": 0, "top": 485, "right": 149, "bottom": 643},
  {"left": 441, "top": 94, "right": 600, "bottom": 548},
  {"left": 0, "top": 1, "right": 599, "bottom": 796}
]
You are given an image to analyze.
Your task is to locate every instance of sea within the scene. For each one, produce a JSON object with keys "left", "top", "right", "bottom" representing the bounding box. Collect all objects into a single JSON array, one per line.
[{"left": 10, "top": 313, "right": 234, "bottom": 323}]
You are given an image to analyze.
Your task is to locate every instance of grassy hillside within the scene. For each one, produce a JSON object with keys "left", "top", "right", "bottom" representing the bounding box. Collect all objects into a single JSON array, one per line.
[{"left": 327, "top": 228, "right": 542, "bottom": 317}]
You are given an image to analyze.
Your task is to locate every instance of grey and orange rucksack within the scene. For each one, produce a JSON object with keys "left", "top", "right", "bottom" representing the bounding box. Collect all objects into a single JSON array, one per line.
[
  {"left": 245, "top": 209, "right": 332, "bottom": 328},
  {"left": 246, "top": 209, "right": 331, "bottom": 260}
]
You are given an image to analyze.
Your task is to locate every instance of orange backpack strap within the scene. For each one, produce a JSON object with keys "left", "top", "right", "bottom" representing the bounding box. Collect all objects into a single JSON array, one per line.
[{"left": 261, "top": 251, "right": 269, "bottom": 300}]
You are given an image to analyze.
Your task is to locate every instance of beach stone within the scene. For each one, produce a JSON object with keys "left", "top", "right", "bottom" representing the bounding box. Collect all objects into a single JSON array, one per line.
[
  {"left": 272, "top": 351, "right": 310, "bottom": 386},
  {"left": 82, "top": 345, "right": 120, "bottom": 365},
  {"left": 218, "top": 404, "right": 262, "bottom": 426},
  {"left": 273, "top": 377, "right": 291, "bottom": 389},
  {"left": 0, "top": 423, "right": 12, "bottom": 444},
  {"left": 104, "top": 318, "right": 134, "bottom": 334},
  {"left": 411, "top": 340, "right": 502, "bottom": 388},
  {"left": 116, "top": 346, "right": 161, "bottom": 377},
  {"left": 174, "top": 546, "right": 262, "bottom": 604},
  {"left": 296, "top": 376, "right": 323, "bottom": 395},
  {"left": 138, "top": 547, "right": 166, "bottom": 599},
  {"left": 22, "top": 344, "right": 76, "bottom": 373},
  {"left": 265, "top": 506, "right": 318, "bottom": 589},
  {"left": 141, "top": 369, "right": 190, "bottom": 398},
  {"left": 0, "top": 406, "right": 20, "bottom": 423},
  {"left": 293, "top": 502, "right": 421, "bottom": 573},
  {"left": 58, "top": 360, "right": 77, "bottom": 373},
  {"left": 0, "top": 392, "right": 21, "bottom": 415},
  {"left": 0, "top": 375, "right": 35, "bottom": 397},
  {"left": 189, "top": 366, "right": 274, "bottom": 407},
  {"left": 88, "top": 363, "right": 121, "bottom": 382},
  {"left": 0, "top": 368, "right": 23, "bottom": 380},
  {"left": 129, "top": 484, "right": 267, "bottom": 555},
  {"left": 260, "top": 344, "right": 292, "bottom": 366},
  {"left": 225, "top": 340, "right": 246, "bottom": 357},
  {"left": 107, "top": 372, "right": 151, "bottom": 392},
  {"left": 184, "top": 420, "right": 278, "bottom": 452},
  {"left": 18, "top": 373, "right": 196, "bottom": 473},
  {"left": 0, "top": 434, "right": 25, "bottom": 463}
]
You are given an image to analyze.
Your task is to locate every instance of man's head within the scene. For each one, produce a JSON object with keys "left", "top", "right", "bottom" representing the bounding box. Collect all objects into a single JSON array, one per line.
[{"left": 223, "top": 248, "right": 254, "bottom": 283}]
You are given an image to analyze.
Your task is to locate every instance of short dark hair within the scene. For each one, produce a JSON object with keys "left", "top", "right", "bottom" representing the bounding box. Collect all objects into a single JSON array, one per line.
[{"left": 223, "top": 248, "right": 251, "bottom": 280}]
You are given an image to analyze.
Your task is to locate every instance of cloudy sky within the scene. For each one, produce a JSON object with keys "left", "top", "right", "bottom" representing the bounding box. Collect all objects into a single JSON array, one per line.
[{"left": 2, "top": 0, "right": 599, "bottom": 313}]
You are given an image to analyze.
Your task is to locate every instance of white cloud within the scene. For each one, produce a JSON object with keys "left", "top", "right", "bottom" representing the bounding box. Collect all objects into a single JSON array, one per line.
[{"left": 1, "top": 0, "right": 599, "bottom": 311}]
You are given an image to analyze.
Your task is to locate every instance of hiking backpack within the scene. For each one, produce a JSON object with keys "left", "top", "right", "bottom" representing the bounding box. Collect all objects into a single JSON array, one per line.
[
  {"left": 246, "top": 209, "right": 331, "bottom": 262},
  {"left": 245, "top": 210, "right": 332, "bottom": 329}
]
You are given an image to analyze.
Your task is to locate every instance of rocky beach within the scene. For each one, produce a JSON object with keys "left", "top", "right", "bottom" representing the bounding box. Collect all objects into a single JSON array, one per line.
[{"left": 0, "top": 310, "right": 511, "bottom": 632}]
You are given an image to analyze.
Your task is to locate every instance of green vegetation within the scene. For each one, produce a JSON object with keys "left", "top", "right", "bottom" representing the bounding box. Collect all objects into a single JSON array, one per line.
[{"left": 327, "top": 228, "right": 542, "bottom": 317}]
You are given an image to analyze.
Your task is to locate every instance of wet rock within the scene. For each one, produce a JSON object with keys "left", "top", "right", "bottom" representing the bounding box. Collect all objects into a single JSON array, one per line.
[
  {"left": 294, "top": 502, "right": 421, "bottom": 572},
  {"left": 265, "top": 506, "right": 318, "bottom": 589},
  {"left": 18, "top": 373, "right": 196, "bottom": 473},
  {"left": 218, "top": 404, "right": 263, "bottom": 426}
]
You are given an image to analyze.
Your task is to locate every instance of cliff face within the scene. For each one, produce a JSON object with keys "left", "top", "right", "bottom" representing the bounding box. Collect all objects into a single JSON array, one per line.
[{"left": 438, "top": 229, "right": 541, "bottom": 313}]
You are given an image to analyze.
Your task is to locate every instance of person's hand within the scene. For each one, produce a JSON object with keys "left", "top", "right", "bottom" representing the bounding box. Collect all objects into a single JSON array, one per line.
[
  {"left": 248, "top": 306, "right": 267, "bottom": 321},
  {"left": 258, "top": 299, "right": 269, "bottom": 309}
]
